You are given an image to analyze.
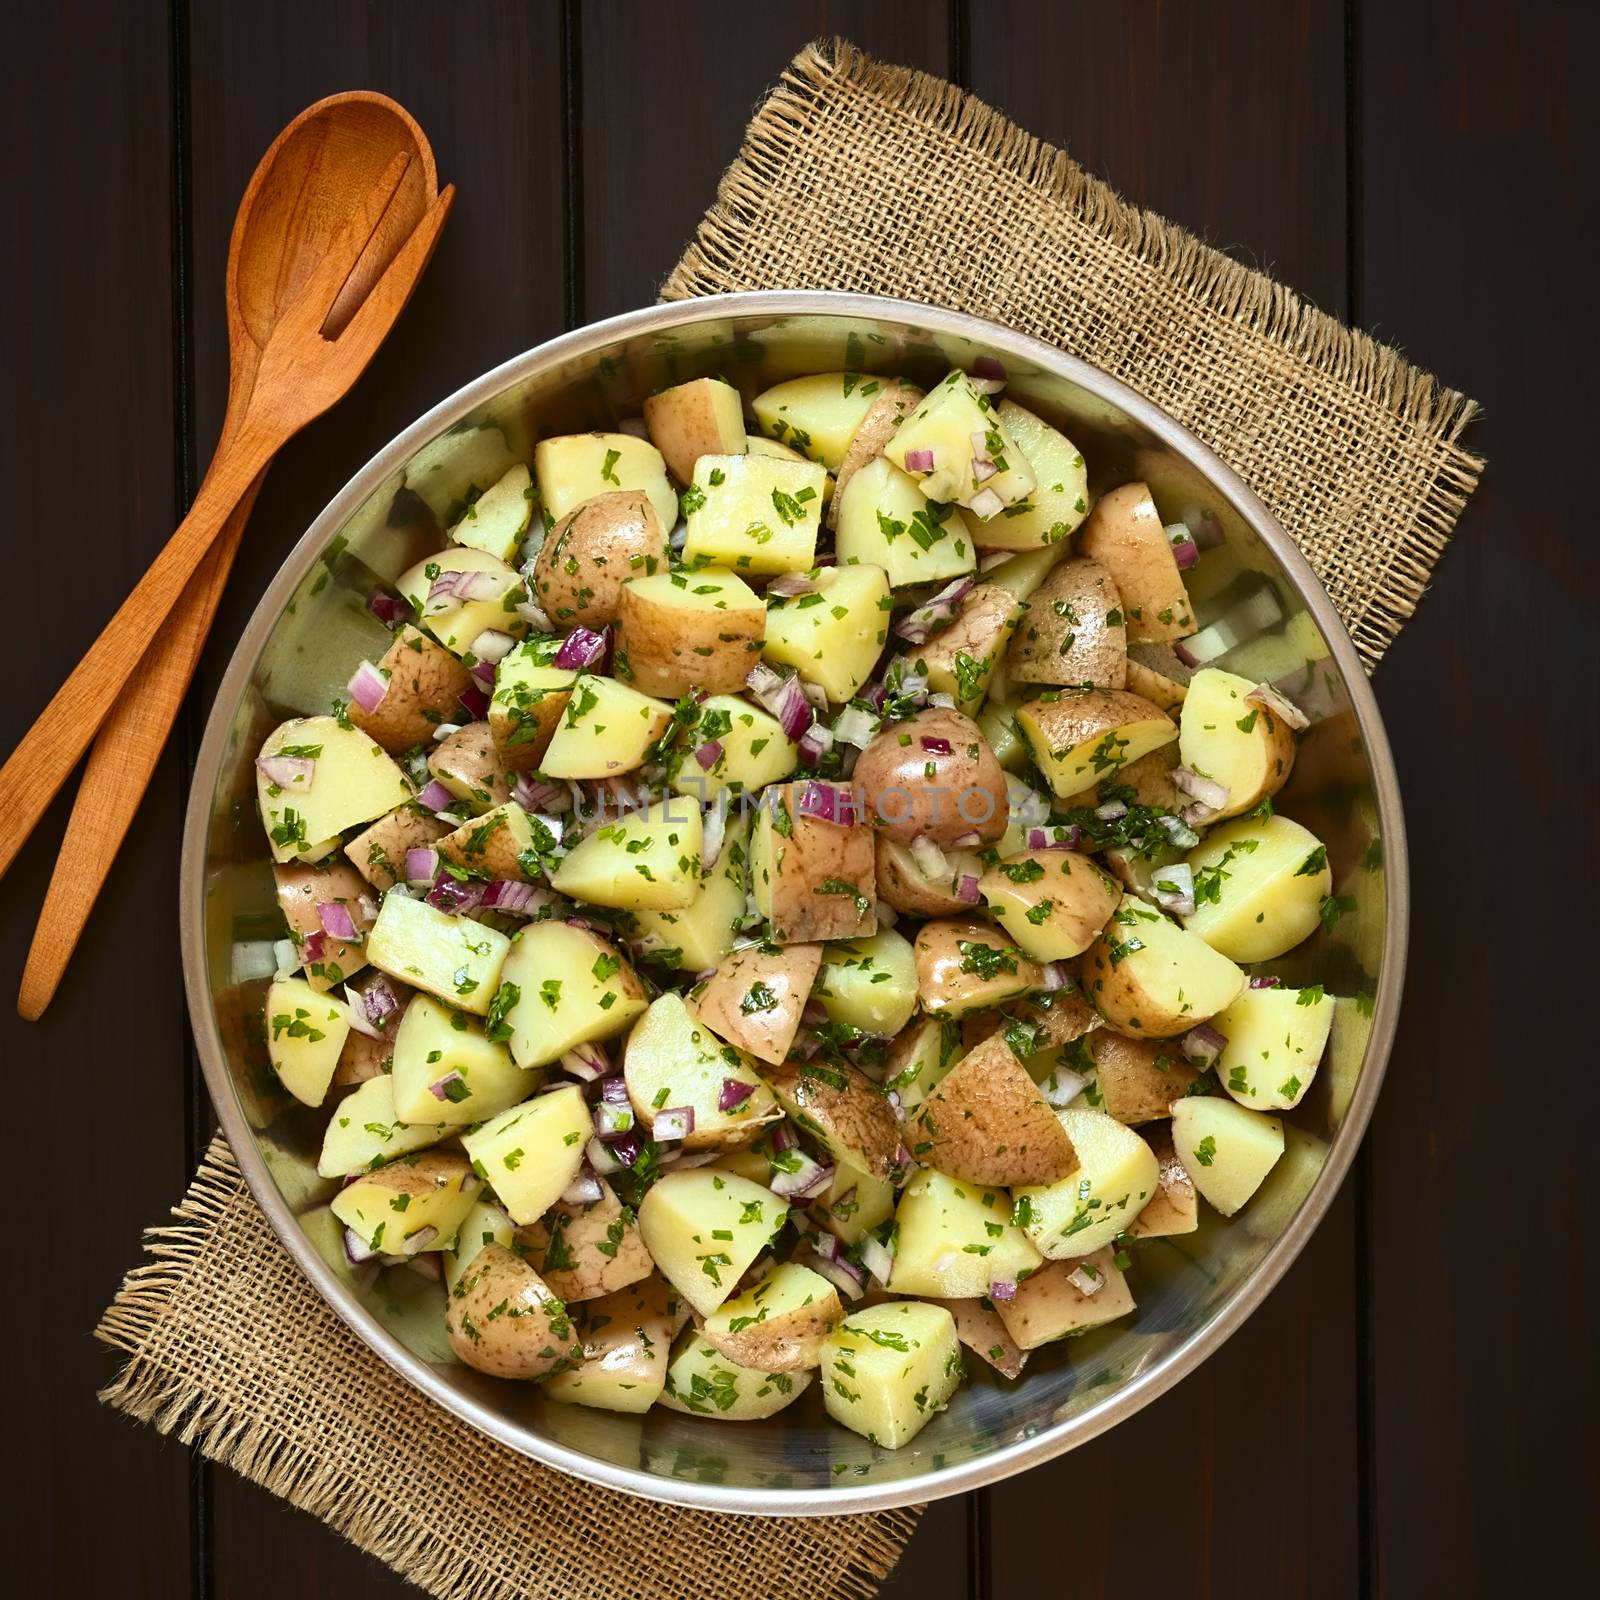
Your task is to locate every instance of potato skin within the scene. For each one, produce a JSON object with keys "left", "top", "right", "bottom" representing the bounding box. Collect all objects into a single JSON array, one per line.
[
  {"left": 613, "top": 575, "right": 765, "bottom": 699},
  {"left": 428, "top": 721, "right": 512, "bottom": 813},
  {"left": 345, "top": 806, "right": 451, "bottom": 891},
  {"left": 516, "top": 1181, "right": 654, "bottom": 1303},
  {"left": 913, "top": 919, "right": 1043, "bottom": 1014},
  {"left": 530, "top": 490, "right": 667, "bottom": 630},
  {"left": 1088, "top": 1031, "right": 1199, "bottom": 1122},
  {"left": 1075, "top": 483, "right": 1196, "bottom": 643},
  {"left": 755, "top": 782, "right": 877, "bottom": 945},
  {"left": 1004, "top": 557, "right": 1127, "bottom": 689},
  {"left": 854, "top": 707, "right": 1008, "bottom": 847},
  {"left": 444, "top": 1245, "right": 583, "bottom": 1380},
  {"left": 875, "top": 836, "right": 986, "bottom": 917},
  {"left": 688, "top": 941, "right": 823, "bottom": 1065},
  {"left": 349, "top": 624, "right": 474, "bottom": 753},
  {"left": 910, "top": 1033, "right": 1079, "bottom": 1188},
  {"left": 827, "top": 379, "right": 924, "bottom": 528},
  {"left": 908, "top": 582, "right": 1023, "bottom": 711},
  {"left": 761, "top": 1057, "right": 903, "bottom": 1181},
  {"left": 272, "top": 859, "right": 374, "bottom": 990}
]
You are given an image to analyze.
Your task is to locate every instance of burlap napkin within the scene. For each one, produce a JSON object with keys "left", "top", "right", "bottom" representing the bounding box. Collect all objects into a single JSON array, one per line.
[{"left": 99, "top": 39, "right": 1483, "bottom": 1599}]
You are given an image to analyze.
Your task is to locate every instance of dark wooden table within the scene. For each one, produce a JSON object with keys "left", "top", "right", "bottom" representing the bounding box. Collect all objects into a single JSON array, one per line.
[{"left": 7, "top": 3, "right": 1595, "bottom": 1595}]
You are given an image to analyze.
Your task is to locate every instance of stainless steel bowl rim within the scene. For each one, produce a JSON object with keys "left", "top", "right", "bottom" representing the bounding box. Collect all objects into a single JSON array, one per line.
[{"left": 181, "top": 289, "right": 1408, "bottom": 1515}]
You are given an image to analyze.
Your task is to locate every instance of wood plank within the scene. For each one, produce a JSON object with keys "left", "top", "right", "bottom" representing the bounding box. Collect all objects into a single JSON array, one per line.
[
  {"left": 1356, "top": 0, "right": 1599, "bottom": 1590},
  {"left": 0, "top": 3, "right": 196, "bottom": 1596},
  {"left": 178, "top": 2, "right": 567, "bottom": 1591},
  {"left": 968, "top": 6, "right": 1361, "bottom": 1594}
]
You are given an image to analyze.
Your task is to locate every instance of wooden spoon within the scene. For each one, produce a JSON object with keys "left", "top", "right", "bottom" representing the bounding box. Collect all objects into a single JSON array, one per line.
[{"left": 15, "top": 92, "right": 452, "bottom": 1019}]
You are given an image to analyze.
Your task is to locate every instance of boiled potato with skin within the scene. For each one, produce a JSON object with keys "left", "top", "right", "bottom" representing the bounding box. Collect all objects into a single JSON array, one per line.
[
  {"left": 643, "top": 377, "right": 747, "bottom": 484},
  {"left": 637, "top": 1169, "right": 786, "bottom": 1317},
  {"left": 529, "top": 490, "right": 667, "bottom": 630},
  {"left": 888, "top": 1168, "right": 1042, "bottom": 1298},
  {"left": 1125, "top": 1126, "right": 1198, "bottom": 1238},
  {"left": 808, "top": 1162, "right": 897, "bottom": 1246},
  {"left": 345, "top": 805, "right": 451, "bottom": 891},
  {"left": 1013, "top": 1108, "right": 1160, "bottom": 1258},
  {"left": 687, "top": 940, "right": 822, "bottom": 1066},
  {"left": 883, "top": 1014, "right": 963, "bottom": 1112},
  {"left": 1086, "top": 1030, "right": 1198, "bottom": 1123},
  {"left": 1178, "top": 667, "right": 1298, "bottom": 818},
  {"left": 535, "top": 431, "right": 677, "bottom": 535},
  {"left": 613, "top": 566, "right": 765, "bottom": 698},
  {"left": 992, "top": 1246, "right": 1135, "bottom": 1350},
  {"left": 1082, "top": 893, "right": 1244, "bottom": 1037},
  {"left": 551, "top": 794, "right": 702, "bottom": 912},
  {"left": 256, "top": 716, "right": 412, "bottom": 864},
  {"left": 914, "top": 919, "right": 1043, "bottom": 1015},
  {"left": 814, "top": 927, "right": 918, "bottom": 1038},
  {"left": 459, "top": 1084, "right": 592, "bottom": 1226},
  {"left": 984, "top": 544, "right": 1069, "bottom": 602},
  {"left": 761, "top": 1057, "right": 902, "bottom": 1182},
  {"left": 443, "top": 1198, "right": 515, "bottom": 1291},
  {"left": 761, "top": 562, "right": 891, "bottom": 703},
  {"left": 828, "top": 378, "right": 924, "bottom": 525},
  {"left": 682, "top": 452, "right": 826, "bottom": 576},
  {"left": 488, "top": 639, "right": 576, "bottom": 773},
  {"left": 629, "top": 812, "right": 749, "bottom": 971},
  {"left": 935, "top": 1296, "right": 1028, "bottom": 1379},
  {"left": 1212, "top": 983, "right": 1333, "bottom": 1110},
  {"left": 517, "top": 1179, "right": 653, "bottom": 1302},
  {"left": 971, "top": 400, "right": 1090, "bottom": 550},
  {"left": 264, "top": 977, "right": 350, "bottom": 1106},
  {"left": 886, "top": 370, "right": 1036, "bottom": 516},
  {"left": 910, "top": 1033, "right": 1079, "bottom": 1187},
  {"left": 906, "top": 581, "right": 1022, "bottom": 712},
  {"left": 1009, "top": 986, "right": 1104, "bottom": 1050},
  {"left": 1075, "top": 482, "right": 1197, "bottom": 642},
  {"left": 622, "top": 991, "right": 780, "bottom": 1148},
  {"left": 1182, "top": 813, "right": 1332, "bottom": 962},
  {"left": 389, "top": 994, "right": 538, "bottom": 1126},
  {"left": 427, "top": 721, "right": 512, "bottom": 815},
  {"left": 854, "top": 706, "right": 1008, "bottom": 847},
  {"left": 1170, "top": 1095, "right": 1284, "bottom": 1216},
  {"left": 544, "top": 1275, "right": 682, "bottom": 1413},
  {"left": 447, "top": 460, "right": 532, "bottom": 563},
  {"left": 821, "top": 1300, "right": 963, "bottom": 1449},
  {"left": 747, "top": 432, "right": 836, "bottom": 502},
  {"left": 272, "top": 859, "right": 372, "bottom": 991},
  {"left": 365, "top": 890, "right": 510, "bottom": 1016},
  {"left": 1016, "top": 688, "right": 1176, "bottom": 799},
  {"left": 315, "top": 1073, "right": 449, "bottom": 1178},
  {"left": 349, "top": 624, "right": 474, "bottom": 753},
  {"left": 750, "top": 781, "right": 876, "bottom": 944},
  {"left": 537, "top": 673, "right": 674, "bottom": 781},
  {"left": 834, "top": 455, "right": 976, "bottom": 589},
  {"left": 332, "top": 1150, "right": 475, "bottom": 1256},
  {"left": 435, "top": 801, "right": 554, "bottom": 884},
  {"left": 702, "top": 1261, "right": 843, "bottom": 1372},
  {"left": 979, "top": 849, "right": 1122, "bottom": 962},
  {"left": 752, "top": 371, "right": 882, "bottom": 469},
  {"left": 396, "top": 547, "right": 529, "bottom": 657},
  {"left": 1125, "top": 641, "right": 1192, "bottom": 713},
  {"left": 1004, "top": 557, "right": 1126, "bottom": 689},
  {"left": 875, "top": 836, "right": 987, "bottom": 917},
  {"left": 667, "top": 694, "right": 796, "bottom": 802},
  {"left": 660, "top": 1330, "right": 811, "bottom": 1420},
  {"left": 495, "top": 920, "right": 646, "bottom": 1069},
  {"left": 445, "top": 1244, "right": 582, "bottom": 1380}
]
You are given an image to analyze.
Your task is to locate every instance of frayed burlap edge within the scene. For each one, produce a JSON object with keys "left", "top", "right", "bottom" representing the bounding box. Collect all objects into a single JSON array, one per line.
[
  {"left": 97, "top": 1134, "right": 919, "bottom": 1600},
  {"left": 662, "top": 39, "right": 1485, "bottom": 670}
]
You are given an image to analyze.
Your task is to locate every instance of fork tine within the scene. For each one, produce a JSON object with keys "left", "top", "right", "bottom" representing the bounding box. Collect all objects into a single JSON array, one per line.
[
  {"left": 326, "top": 185, "right": 455, "bottom": 359},
  {"left": 272, "top": 149, "right": 412, "bottom": 340}
]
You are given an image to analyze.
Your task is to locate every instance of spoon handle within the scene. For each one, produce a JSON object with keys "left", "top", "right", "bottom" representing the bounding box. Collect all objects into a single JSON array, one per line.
[
  {"left": 16, "top": 480, "right": 260, "bottom": 1020},
  {"left": 0, "top": 413, "right": 283, "bottom": 884}
]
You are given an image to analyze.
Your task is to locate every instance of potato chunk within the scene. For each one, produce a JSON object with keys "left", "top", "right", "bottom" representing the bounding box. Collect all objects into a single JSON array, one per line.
[
  {"left": 814, "top": 928, "right": 919, "bottom": 1038},
  {"left": 992, "top": 1246, "right": 1135, "bottom": 1349},
  {"left": 979, "top": 849, "right": 1121, "bottom": 962},
  {"left": 349, "top": 624, "right": 474, "bottom": 753},
  {"left": 544, "top": 1275, "right": 682, "bottom": 1413},
  {"left": 1086, "top": 1031, "right": 1198, "bottom": 1124},
  {"left": 821, "top": 1300, "right": 963, "bottom": 1448},
  {"left": 551, "top": 795, "right": 703, "bottom": 913},
  {"left": 1211, "top": 983, "right": 1332, "bottom": 1110},
  {"left": 315, "top": 1074, "right": 449, "bottom": 1178},
  {"left": 886, "top": 370, "right": 1036, "bottom": 516},
  {"left": 1013, "top": 1108, "right": 1159, "bottom": 1258},
  {"left": 516, "top": 1179, "right": 653, "bottom": 1303},
  {"left": 395, "top": 547, "right": 528, "bottom": 657},
  {"left": 529, "top": 490, "right": 667, "bottom": 630},
  {"left": 683, "top": 452, "right": 827, "bottom": 575},
  {"left": 752, "top": 371, "right": 881, "bottom": 469},
  {"left": 1016, "top": 688, "right": 1176, "bottom": 800},
  {"left": 1125, "top": 1127, "right": 1199, "bottom": 1238},
  {"left": 332, "top": 1150, "right": 475, "bottom": 1256},
  {"left": 1182, "top": 813, "right": 1332, "bottom": 963},
  {"left": 636, "top": 1170, "right": 786, "bottom": 1317},
  {"left": 1004, "top": 557, "right": 1127, "bottom": 689},
  {"left": 643, "top": 377, "right": 747, "bottom": 484},
  {"left": 1178, "top": 667, "right": 1298, "bottom": 818},
  {"left": 495, "top": 920, "right": 646, "bottom": 1069},
  {"left": 534, "top": 431, "right": 677, "bottom": 534},
  {"left": 761, "top": 1057, "right": 902, "bottom": 1182},
  {"left": 256, "top": 715, "right": 413, "bottom": 864},
  {"left": 447, "top": 461, "right": 532, "bottom": 563},
  {"left": 445, "top": 1245, "right": 582, "bottom": 1380},
  {"left": 660, "top": 1330, "right": 812, "bottom": 1420},
  {"left": 761, "top": 563, "right": 891, "bottom": 703},
  {"left": 1170, "top": 1096, "right": 1285, "bottom": 1216},
  {"left": 688, "top": 940, "right": 822, "bottom": 1066},
  {"left": 905, "top": 581, "right": 1022, "bottom": 713},
  {"left": 459, "top": 1084, "right": 592, "bottom": 1226},
  {"left": 702, "top": 1261, "right": 843, "bottom": 1372},
  {"left": 1082, "top": 894, "right": 1244, "bottom": 1038},
  {"left": 537, "top": 673, "right": 674, "bottom": 781},
  {"left": 1075, "top": 482, "right": 1196, "bottom": 642},
  {"left": 888, "top": 1168, "right": 1042, "bottom": 1298},
  {"left": 913, "top": 919, "right": 1043, "bottom": 1015},
  {"left": 751, "top": 781, "right": 876, "bottom": 944},
  {"left": 487, "top": 640, "right": 576, "bottom": 773},
  {"left": 614, "top": 567, "right": 766, "bottom": 699},
  {"left": 264, "top": 977, "right": 350, "bottom": 1107},
  {"left": 972, "top": 400, "right": 1090, "bottom": 550},
  {"left": 389, "top": 994, "right": 537, "bottom": 1126},
  {"left": 834, "top": 454, "right": 976, "bottom": 589},
  {"left": 365, "top": 890, "right": 510, "bottom": 1017}
]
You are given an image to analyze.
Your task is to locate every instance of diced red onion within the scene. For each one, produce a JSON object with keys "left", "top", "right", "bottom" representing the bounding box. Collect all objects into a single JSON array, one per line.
[
  {"left": 299, "top": 930, "right": 327, "bottom": 964},
  {"left": 807, "top": 1250, "right": 865, "bottom": 1301},
  {"left": 988, "top": 1278, "right": 1017, "bottom": 1303},
  {"left": 342, "top": 984, "right": 383, "bottom": 1039},
  {"left": 769, "top": 1121, "right": 798, "bottom": 1155},
  {"left": 1067, "top": 1262, "right": 1105, "bottom": 1297},
  {"left": 256, "top": 754, "right": 315, "bottom": 789},
  {"left": 1249, "top": 975, "right": 1283, "bottom": 990},
  {"left": 694, "top": 739, "right": 723, "bottom": 771},
  {"left": 1174, "top": 641, "right": 1202, "bottom": 669},
  {"left": 471, "top": 628, "right": 517, "bottom": 665},
  {"left": 405, "top": 847, "right": 439, "bottom": 885},
  {"left": 700, "top": 801, "right": 727, "bottom": 871},
  {"left": 347, "top": 660, "right": 389, "bottom": 714},
  {"left": 1151, "top": 862, "right": 1196, "bottom": 917},
  {"left": 909, "top": 835, "right": 948, "bottom": 879},
  {"left": 1173, "top": 767, "right": 1229, "bottom": 812},
  {"left": 652, "top": 1106, "right": 695, "bottom": 1142},
  {"left": 1155, "top": 814, "right": 1200, "bottom": 850},
  {"left": 317, "top": 900, "right": 360, "bottom": 942},
  {"left": 1246, "top": 681, "right": 1311, "bottom": 732},
  {"left": 426, "top": 876, "right": 484, "bottom": 914},
  {"left": 399, "top": 1225, "right": 439, "bottom": 1257},
  {"left": 560, "top": 1045, "right": 608, "bottom": 1083},
  {"left": 594, "top": 1099, "right": 634, "bottom": 1140},
  {"left": 403, "top": 1251, "right": 442, "bottom": 1282},
  {"left": 1184, "top": 506, "right": 1227, "bottom": 549},
  {"left": 858, "top": 1233, "right": 895, "bottom": 1286},
  {"left": 586, "top": 1136, "right": 624, "bottom": 1176},
  {"left": 770, "top": 1152, "right": 834, "bottom": 1200},
  {"left": 920, "top": 735, "right": 953, "bottom": 755},
  {"left": 469, "top": 660, "right": 496, "bottom": 691},
  {"left": 512, "top": 775, "right": 567, "bottom": 813},
  {"left": 554, "top": 625, "right": 609, "bottom": 671},
  {"left": 798, "top": 723, "right": 833, "bottom": 766},
  {"left": 969, "top": 487, "right": 1004, "bottom": 519},
  {"left": 416, "top": 779, "right": 454, "bottom": 812},
  {"left": 902, "top": 447, "right": 935, "bottom": 472},
  {"left": 367, "top": 592, "right": 410, "bottom": 629},
  {"left": 364, "top": 977, "right": 400, "bottom": 1030},
  {"left": 1165, "top": 523, "right": 1201, "bottom": 569},
  {"left": 956, "top": 873, "right": 981, "bottom": 905},
  {"left": 1041, "top": 1067, "right": 1087, "bottom": 1108},
  {"left": 481, "top": 879, "right": 542, "bottom": 915},
  {"left": 431, "top": 721, "right": 463, "bottom": 744},
  {"left": 428, "top": 1070, "right": 465, "bottom": 1102},
  {"left": 766, "top": 572, "right": 819, "bottom": 598},
  {"left": 1182, "top": 1022, "right": 1228, "bottom": 1067},
  {"left": 833, "top": 706, "right": 878, "bottom": 749},
  {"left": 515, "top": 599, "right": 553, "bottom": 631},
  {"left": 1039, "top": 962, "right": 1073, "bottom": 992},
  {"left": 746, "top": 662, "right": 784, "bottom": 698},
  {"left": 796, "top": 781, "right": 857, "bottom": 828},
  {"left": 272, "top": 938, "right": 300, "bottom": 978},
  {"left": 719, "top": 1078, "right": 756, "bottom": 1113},
  {"left": 972, "top": 355, "right": 1007, "bottom": 383},
  {"left": 458, "top": 685, "right": 489, "bottom": 720},
  {"left": 894, "top": 576, "right": 974, "bottom": 644},
  {"left": 599, "top": 1074, "right": 631, "bottom": 1107},
  {"left": 344, "top": 1226, "right": 377, "bottom": 1265},
  {"left": 561, "top": 1170, "right": 604, "bottom": 1206}
]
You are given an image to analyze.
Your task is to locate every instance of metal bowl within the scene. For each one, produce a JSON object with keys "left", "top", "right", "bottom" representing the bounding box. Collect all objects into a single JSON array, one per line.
[{"left": 182, "top": 291, "right": 1405, "bottom": 1514}]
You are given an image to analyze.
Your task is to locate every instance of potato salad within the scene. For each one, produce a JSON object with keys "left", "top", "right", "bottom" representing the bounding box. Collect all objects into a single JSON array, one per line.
[{"left": 256, "top": 364, "right": 1338, "bottom": 1450}]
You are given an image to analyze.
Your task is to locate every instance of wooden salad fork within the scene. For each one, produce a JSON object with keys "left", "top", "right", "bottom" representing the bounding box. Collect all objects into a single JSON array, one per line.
[{"left": 13, "top": 92, "right": 453, "bottom": 1018}]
